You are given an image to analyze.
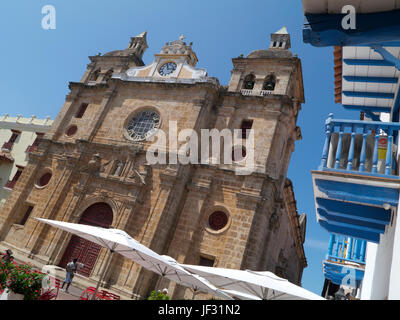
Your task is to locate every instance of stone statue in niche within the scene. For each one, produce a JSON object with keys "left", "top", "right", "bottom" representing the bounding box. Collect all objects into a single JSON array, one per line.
[
  {"left": 129, "top": 168, "right": 146, "bottom": 185},
  {"left": 268, "top": 203, "right": 281, "bottom": 232},
  {"left": 273, "top": 249, "right": 289, "bottom": 279},
  {"left": 113, "top": 161, "right": 125, "bottom": 176},
  {"left": 80, "top": 153, "right": 111, "bottom": 176},
  {"left": 129, "top": 165, "right": 151, "bottom": 185}
]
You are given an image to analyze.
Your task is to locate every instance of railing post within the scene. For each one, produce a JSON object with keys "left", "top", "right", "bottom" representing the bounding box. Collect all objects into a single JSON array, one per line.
[
  {"left": 340, "top": 237, "right": 346, "bottom": 258},
  {"left": 354, "top": 239, "right": 361, "bottom": 261},
  {"left": 385, "top": 129, "right": 393, "bottom": 175},
  {"left": 346, "top": 237, "right": 354, "bottom": 260},
  {"left": 359, "top": 127, "right": 368, "bottom": 172},
  {"left": 372, "top": 127, "right": 380, "bottom": 173},
  {"left": 327, "top": 234, "right": 335, "bottom": 259},
  {"left": 335, "top": 125, "right": 344, "bottom": 169},
  {"left": 347, "top": 125, "right": 355, "bottom": 171},
  {"left": 333, "top": 235, "right": 340, "bottom": 260},
  {"left": 360, "top": 240, "right": 367, "bottom": 263},
  {"left": 320, "top": 114, "right": 333, "bottom": 169}
]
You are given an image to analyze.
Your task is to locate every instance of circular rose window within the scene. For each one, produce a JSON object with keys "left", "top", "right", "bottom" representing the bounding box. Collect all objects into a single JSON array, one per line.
[
  {"left": 126, "top": 110, "right": 160, "bottom": 141},
  {"left": 65, "top": 125, "right": 78, "bottom": 137},
  {"left": 208, "top": 211, "right": 229, "bottom": 231},
  {"left": 37, "top": 172, "right": 52, "bottom": 187}
]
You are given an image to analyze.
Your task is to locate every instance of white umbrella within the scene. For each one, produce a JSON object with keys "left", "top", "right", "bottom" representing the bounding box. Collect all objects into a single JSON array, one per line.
[
  {"left": 35, "top": 218, "right": 232, "bottom": 300},
  {"left": 220, "top": 289, "right": 261, "bottom": 300},
  {"left": 36, "top": 218, "right": 169, "bottom": 299},
  {"left": 156, "top": 256, "right": 233, "bottom": 300},
  {"left": 181, "top": 265, "right": 325, "bottom": 300}
]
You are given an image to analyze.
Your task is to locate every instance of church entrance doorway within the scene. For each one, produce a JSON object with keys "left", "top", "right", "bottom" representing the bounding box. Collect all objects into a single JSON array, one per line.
[{"left": 58, "top": 202, "right": 113, "bottom": 277}]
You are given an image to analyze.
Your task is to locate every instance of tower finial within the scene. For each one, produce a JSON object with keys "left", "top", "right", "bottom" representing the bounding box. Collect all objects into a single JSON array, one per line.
[
  {"left": 127, "top": 31, "right": 149, "bottom": 59},
  {"left": 270, "top": 27, "right": 291, "bottom": 50},
  {"left": 275, "top": 26, "right": 288, "bottom": 34}
]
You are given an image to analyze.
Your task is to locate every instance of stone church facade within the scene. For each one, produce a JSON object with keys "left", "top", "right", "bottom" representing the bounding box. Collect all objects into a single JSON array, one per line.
[{"left": 0, "top": 28, "right": 307, "bottom": 299}]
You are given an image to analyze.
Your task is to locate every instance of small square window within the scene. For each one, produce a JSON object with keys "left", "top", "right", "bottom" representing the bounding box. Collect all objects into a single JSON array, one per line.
[
  {"left": 20, "top": 205, "right": 33, "bottom": 225},
  {"left": 199, "top": 256, "right": 215, "bottom": 267},
  {"left": 75, "top": 103, "right": 88, "bottom": 118}
]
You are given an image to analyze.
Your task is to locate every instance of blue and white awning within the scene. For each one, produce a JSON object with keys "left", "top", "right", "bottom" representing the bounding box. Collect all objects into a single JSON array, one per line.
[
  {"left": 340, "top": 46, "right": 400, "bottom": 114},
  {"left": 302, "top": 1, "right": 400, "bottom": 47},
  {"left": 303, "top": 0, "right": 400, "bottom": 15},
  {"left": 312, "top": 170, "right": 398, "bottom": 243}
]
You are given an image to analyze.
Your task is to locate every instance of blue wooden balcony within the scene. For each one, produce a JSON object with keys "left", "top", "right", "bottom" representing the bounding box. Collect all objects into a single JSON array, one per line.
[
  {"left": 323, "top": 234, "right": 366, "bottom": 288},
  {"left": 326, "top": 234, "right": 366, "bottom": 265},
  {"left": 319, "top": 114, "right": 400, "bottom": 177},
  {"left": 312, "top": 115, "right": 400, "bottom": 243}
]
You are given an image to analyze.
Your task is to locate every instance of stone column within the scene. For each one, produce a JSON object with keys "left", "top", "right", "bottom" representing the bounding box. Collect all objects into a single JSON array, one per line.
[
  {"left": 46, "top": 173, "right": 91, "bottom": 264},
  {"left": 47, "top": 88, "right": 81, "bottom": 141},
  {"left": 82, "top": 88, "right": 117, "bottom": 142},
  {"left": 25, "top": 155, "right": 77, "bottom": 256}
]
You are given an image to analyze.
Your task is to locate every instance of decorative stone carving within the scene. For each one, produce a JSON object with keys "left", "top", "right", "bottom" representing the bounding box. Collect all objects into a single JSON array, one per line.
[
  {"left": 268, "top": 203, "right": 281, "bottom": 232},
  {"left": 129, "top": 166, "right": 151, "bottom": 185},
  {"left": 275, "top": 249, "right": 289, "bottom": 278},
  {"left": 80, "top": 153, "right": 110, "bottom": 176},
  {"left": 113, "top": 161, "right": 125, "bottom": 176}
]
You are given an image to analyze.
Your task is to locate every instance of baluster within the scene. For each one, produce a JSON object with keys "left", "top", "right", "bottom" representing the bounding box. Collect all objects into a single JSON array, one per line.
[
  {"left": 347, "top": 125, "right": 355, "bottom": 171},
  {"left": 340, "top": 237, "right": 346, "bottom": 259},
  {"left": 335, "top": 125, "right": 344, "bottom": 169},
  {"left": 346, "top": 237, "right": 354, "bottom": 260},
  {"left": 354, "top": 239, "right": 361, "bottom": 261},
  {"left": 360, "top": 240, "right": 367, "bottom": 263},
  {"left": 320, "top": 115, "right": 333, "bottom": 169},
  {"left": 327, "top": 234, "right": 335, "bottom": 260},
  {"left": 372, "top": 127, "right": 380, "bottom": 173},
  {"left": 359, "top": 127, "right": 368, "bottom": 172},
  {"left": 385, "top": 129, "right": 393, "bottom": 175},
  {"left": 333, "top": 235, "right": 340, "bottom": 260}
]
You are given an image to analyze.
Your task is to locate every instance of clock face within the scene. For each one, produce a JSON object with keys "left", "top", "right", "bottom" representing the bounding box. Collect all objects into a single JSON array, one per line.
[
  {"left": 126, "top": 110, "right": 161, "bottom": 141},
  {"left": 159, "top": 62, "right": 177, "bottom": 76}
]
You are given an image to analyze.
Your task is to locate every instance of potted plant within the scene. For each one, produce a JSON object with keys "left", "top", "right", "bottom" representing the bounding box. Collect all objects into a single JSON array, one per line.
[
  {"left": 0, "top": 253, "right": 44, "bottom": 300},
  {"left": 8, "top": 263, "right": 44, "bottom": 300},
  {"left": 0, "top": 255, "right": 9, "bottom": 295},
  {"left": 147, "top": 290, "right": 170, "bottom": 300}
]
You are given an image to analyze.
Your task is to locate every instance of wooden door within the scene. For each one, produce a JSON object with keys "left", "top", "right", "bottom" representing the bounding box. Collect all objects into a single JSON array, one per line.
[{"left": 59, "top": 202, "right": 113, "bottom": 277}]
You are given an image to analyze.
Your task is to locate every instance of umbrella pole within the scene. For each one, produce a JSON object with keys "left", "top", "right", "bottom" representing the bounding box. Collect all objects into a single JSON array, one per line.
[
  {"left": 92, "top": 249, "right": 114, "bottom": 300},
  {"left": 155, "top": 275, "right": 163, "bottom": 291}
]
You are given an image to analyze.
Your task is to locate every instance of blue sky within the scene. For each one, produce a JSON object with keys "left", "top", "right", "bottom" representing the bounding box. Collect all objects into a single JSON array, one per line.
[{"left": 0, "top": 0, "right": 361, "bottom": 295}]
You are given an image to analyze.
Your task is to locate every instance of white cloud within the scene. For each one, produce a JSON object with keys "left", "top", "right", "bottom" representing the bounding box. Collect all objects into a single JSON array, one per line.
[{"left": 305, "top": 238, "right": 328, "bottom": 251}]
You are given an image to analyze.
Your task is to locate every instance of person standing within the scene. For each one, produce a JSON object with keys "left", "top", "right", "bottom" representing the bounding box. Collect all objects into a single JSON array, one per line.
[{"left": 61, "top": 258, "right": 78, "bottom": 293}]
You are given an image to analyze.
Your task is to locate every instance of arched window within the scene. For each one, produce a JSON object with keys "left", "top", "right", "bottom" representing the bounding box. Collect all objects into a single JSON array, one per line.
[
  {"left": 263, "top": 75, "right": 276, "bottom": 91},
  {"left": 243, "top": 74, "right": 255, "bottom": 90},
  {"left": 90, "top": 69, "right": 100, "bottom": 81},
  {"left": 103, "top": 69, "right": 113, "bottom": 82}
]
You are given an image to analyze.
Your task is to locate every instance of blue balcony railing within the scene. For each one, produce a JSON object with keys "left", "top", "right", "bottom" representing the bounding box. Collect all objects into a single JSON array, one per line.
[
  {"left": 319, "top": 114, "right": 400, "bottom": 177},
  {"left": 326, "top": 234, "right": 366, "bottom": 265}
]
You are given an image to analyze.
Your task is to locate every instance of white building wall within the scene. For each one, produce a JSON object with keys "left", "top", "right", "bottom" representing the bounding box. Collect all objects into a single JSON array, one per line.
[
  {"left": 0, "top": 114, "right": 53, "bottom": 208},
  {"left": 360, "top": 111, "right": 400, "bottom": 300},
  {"left": 388, "top": 209, "right": 400, "bottom": 298},
  {"left": 360, "top": 242, "right": 376, "bottom": 300},
  {"left": 361, "top": 210, "right": 397, "bottom": 299}
]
